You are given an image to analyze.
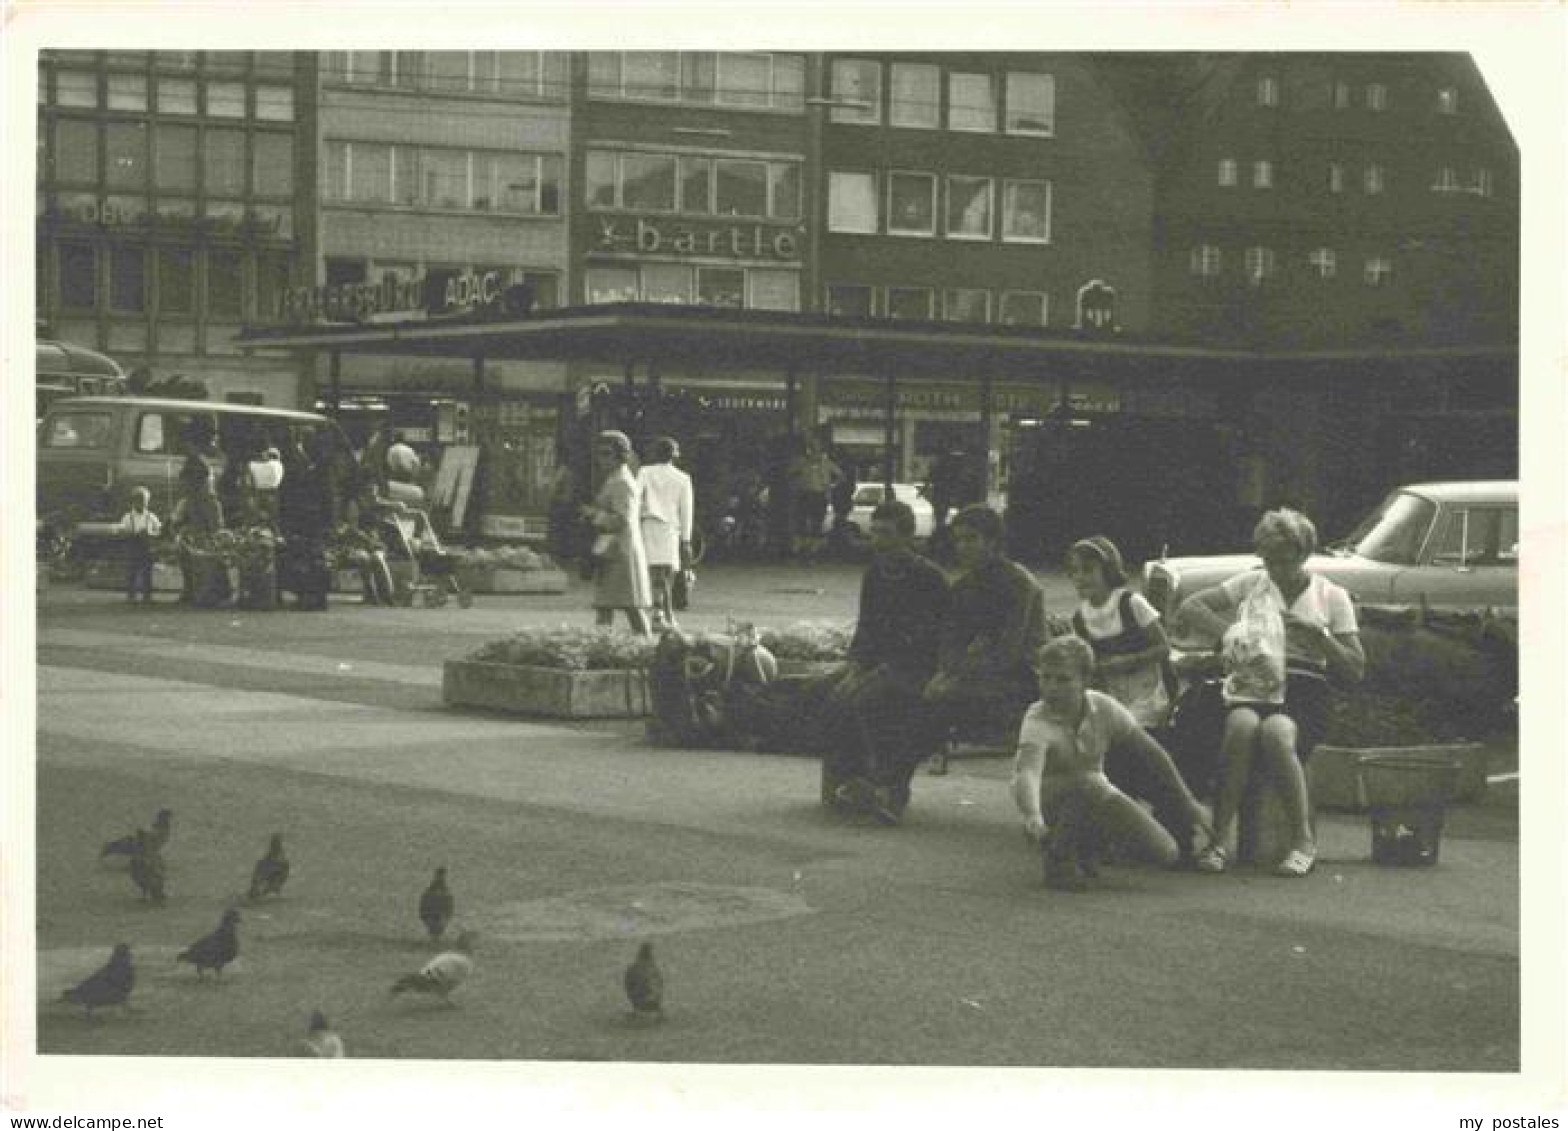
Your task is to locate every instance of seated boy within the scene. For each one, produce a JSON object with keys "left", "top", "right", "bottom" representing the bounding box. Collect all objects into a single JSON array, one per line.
[{"left": 1011, "top": 636, "right": 1212, "bottom": 891}]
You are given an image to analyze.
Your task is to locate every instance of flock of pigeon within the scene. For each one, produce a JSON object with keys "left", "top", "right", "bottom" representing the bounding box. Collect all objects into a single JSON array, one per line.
[{"left": 57, "top": 807, "right": 667, "bottom": 1056}]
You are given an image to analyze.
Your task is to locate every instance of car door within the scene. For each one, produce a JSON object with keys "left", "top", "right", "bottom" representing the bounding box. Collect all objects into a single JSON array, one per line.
[{"left": 1393, "top": 503, "right": 1517, "bottom": 609}]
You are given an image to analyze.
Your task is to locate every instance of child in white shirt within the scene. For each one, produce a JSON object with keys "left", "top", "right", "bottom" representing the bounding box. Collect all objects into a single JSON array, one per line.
[{"left": 119, "top": 486, "right": 163, "bottom": 603}]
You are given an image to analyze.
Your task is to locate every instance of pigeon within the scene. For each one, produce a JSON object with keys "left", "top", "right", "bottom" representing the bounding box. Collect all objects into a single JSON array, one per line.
[
  {"left": 418, "top": 867, "right": 453, "bottom": 941},
  {"left": 390, "top": 931, "right": 476, "bottom": 1005},
  {"left": 128, "top": 830, "right": 167, "bottom": 904},
  {"left": 298, "top": 1010, "right": 345, "bottom": 1058},
  {"left": 248, "top": 834, "right": 290, "bottom": 901},
  {"left": 61, "top": 943, "right": 134, "bottom": 1016},
  {"left": 101, "top": 807, "right": 172, "bottom": 861},
  {"left": 623, "top": 941, "right": 664, "bottom": 1021},
  {"left": 177, "top": 908, "right": 241, "bottom": 978}
]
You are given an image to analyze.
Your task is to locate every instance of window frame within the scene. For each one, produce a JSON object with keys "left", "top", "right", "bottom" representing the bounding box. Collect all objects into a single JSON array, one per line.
[
  {"left": 1243, "top": 245, "right": 1276, "bottom": 282},
  {"left": 1189, "top": 244, "right": 1222, "bottom": 277},
  {"left": 1004, "top": 71, "right": 1055, "bottom": 136},
  {"left": 1252, "top": 160, "right": 1274, "bottom": 189},
  {"left": 1364, "top": 255, "right": 1393, "bottom": 287},
  {"left": 1257, "top": 75, "right": 1279, "bottom": 107},
  {"left": 947, "top": 71, "right": 997, "bottom": 133},
  {"left": 1366, "top": 82, "right": 1388, "bottom": 111},
  {"left": 885, "top": 285, "right": 934, "bottom": 321},
  {"left": 1001, "top": 178, "right": 1051, "bottom": 244},
  {"left": 945, "top": 174, "right": 994, "bottom": 241},
  {"left": 998, "top": 290, "right": 1048, "bottom": 327},
  {"left": 825, "top": 282, "right": 875, "bottom": 318},
  {"left": 1308, "top": 248, "right": 1337, "bottom": 279},
  {"left": 1217, "top": 158, "right": 1238, "bottom": 187},
  {"left": 889, "top": 62, "right": 940, "bottom": 129},
  {"left": 1328, "top": 162, "right": 1345, "bottom": 193},
  {"left": 827, "top": 170, "right": 878, "bottom": 234},
  {"left": 829, "top": 58, "right": 882, "bottom": 124},
  {"left": 886, "top": 169, "right": 937, "bottom": 237},
  {"left": 942, "top": 286, "right": 991, "bottom": 323},
  {"left": 1364, "top": 163, "right": 1385, "bottom": 195}
]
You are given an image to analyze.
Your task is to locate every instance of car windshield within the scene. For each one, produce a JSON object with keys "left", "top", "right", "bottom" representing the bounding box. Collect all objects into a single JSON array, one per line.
[{"left": 1341, "top": 490, "right": 1439, "bottom": 565}]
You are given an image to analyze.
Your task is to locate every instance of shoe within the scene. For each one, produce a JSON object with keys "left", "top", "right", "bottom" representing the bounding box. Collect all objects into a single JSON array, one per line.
[
  {"left": 1274, "top": 847, "right": 1317, "bottom": 878},
  {"left": 1194, "top": 842, "right": 1230, "bottom": 874}
]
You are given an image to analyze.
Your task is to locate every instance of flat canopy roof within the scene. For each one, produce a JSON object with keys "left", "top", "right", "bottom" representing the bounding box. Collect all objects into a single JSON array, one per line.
[{"left": 237, "top": 302, "right": 1513, "bottom": 380}]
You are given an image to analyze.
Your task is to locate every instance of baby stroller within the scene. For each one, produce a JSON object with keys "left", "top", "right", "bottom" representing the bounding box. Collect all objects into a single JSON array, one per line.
[{"left": 373, "top": 501, "right": 474, "bottom": 608}]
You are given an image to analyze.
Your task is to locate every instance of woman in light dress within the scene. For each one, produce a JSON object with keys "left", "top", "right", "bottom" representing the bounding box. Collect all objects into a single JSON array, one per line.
[
  {"left": 584, "top": 430, "right": 653, "bottom": 637},
  {"left": 636, "top": 436, "right": 694, "bottom": 630}
]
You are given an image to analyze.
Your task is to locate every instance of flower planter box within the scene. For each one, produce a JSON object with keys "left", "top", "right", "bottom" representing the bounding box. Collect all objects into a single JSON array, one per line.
[
  {"left": 443, "top": 660, "right": 650, "bottom": 719},
  {"left": 774, "top": 659, "right": 842, "bottom": 680},
  {"left": 457, "top": 564, "right": 569, "bottom": 595},
  {"left": 1309, "top": 743, "right": 1489, "bottom": 812},
  {"left": 84, "top": 560, "right": 183, "bottom": 592}
]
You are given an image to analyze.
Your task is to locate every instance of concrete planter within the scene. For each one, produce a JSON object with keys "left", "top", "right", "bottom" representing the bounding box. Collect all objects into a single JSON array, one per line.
[
  {"left": 1309, "top": 743, "right": 1489, "bottom": 811},
  {"left": 775, "top": 659, "right": 842, "bottom": 680},
  {"left": 443, "top": 660, "right": 650, "bottom": 719},
  {"left": 457, "top": 565, "right": 570, "bottom": 595},
  {"left": 84, "top": 560, "right": 183, "bottom": 592}
]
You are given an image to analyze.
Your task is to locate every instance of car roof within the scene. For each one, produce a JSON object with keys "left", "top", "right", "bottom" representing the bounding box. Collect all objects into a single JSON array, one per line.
[
  {"left": 36, "top": 340, "right": 126, "bottom": 379},
  {"left": 46, "top": 396, "right": 329, "bottom": 423},
  {"left": 1401, "top": 481, "right": 1517, "bottom": 504}
]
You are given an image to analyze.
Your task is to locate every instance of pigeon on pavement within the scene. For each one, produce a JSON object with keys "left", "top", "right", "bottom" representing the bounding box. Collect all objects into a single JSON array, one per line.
[
  {"left": 177, "top": 908, "right": 241, "bottom": 978},
  {"left": 390, "top": 931, "right": 476, "bottom": 1005},
  {"left": 623, "top": 941, "right": 665, "bottom": 1021},
  {"left": 128, "top": 830, "right": 167, "bottom": 904},
  {"left": 248, "top": 834, "right": 290, "bottom": 901},
  {"left": 298, "top": 1010, "right": 345, "bottom": 1057},
  {"left": 61, "top": 943, "right": 134, "bottom": 1016},
  {"left": 101, "top": 808, "right": 172, "bottom": 861},
  {"left": 418, "top": 867, "right": 453, "bottom": 941}
]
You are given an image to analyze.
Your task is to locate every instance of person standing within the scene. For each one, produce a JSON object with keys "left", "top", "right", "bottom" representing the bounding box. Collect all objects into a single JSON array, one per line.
[
  {"left": 247, "top": 442, "right": 285, "bottom": 531},
  {"left": 118, "top": 486, "right": 162, "bottom": 603},
  {"left": 637, "top": 436, "right": 694, "bottom": 630},
  {"left": 584, "top": 430, "right": 653, "bottom": 637},
  {"left": 277, "top": 434, "right": 336, "bottom": 612},
  {"left": 785, "top": 435, "right": 842, "bottom": 559}
]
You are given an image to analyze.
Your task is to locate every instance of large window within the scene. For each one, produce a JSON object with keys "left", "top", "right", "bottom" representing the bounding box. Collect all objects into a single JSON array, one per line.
[
  {"left": 886, "top": 286, "right": 933, "bottom": 320},
  {"left": 680, "top": 156, "right": 713, "bottom": 214},
  {"left": 887, "top": 171, "right": 936, "bottom": 236},
  {"left": 1002, "top": 179, "right": 1050, "bottom": 243},
  {"left": 252, "top": 133, "right": 293, "bottom": 197},
  {"left": 586, "top": 266, "right": 639, "bottom": 304},
  {"left": 1366, "top": 83, "right": 1388, "bottom": 111},
  {"left": 943, "top": 288, "right": 990, "bottom": 323},
  {"left": 426, "top": 51, "right": 472, "bottom": 92},
  {"left": 255, "top": 85, "right": 294, "bottom": 122},
  {"left": 715, "top": 53, "right": 771, "bottom": 108},
  {"left": 479, "top": 152, "right": 560, "bottom": 214},
  {"left": 828, "top": 171, "right": 877, "bottom": 233},
  {"left": 890, "top": 63, "right": 939, "bottom": 129},
  {"left": 716, "top": 160, "right": 767, "bottom": 218},
  {"left": 826, "top": 283, "right": 874, "bottom": 317},
  {"left": 107, "top": 73, "right": 148, "bottom": 112},
  {"left": 696, "top": 266, "right": 745, "bottom": 309},
  {"left": 830, "top": 59, "right": 880, "bottom": 123},
  {"left": 105, "top": 123, "right": 148, "bottom": 189},
  {"left": 59, "top": 244, "right": 97, "bottom": 309},
  {"left": 54, "top": 119, "right": 98, "bottom": 183},
  {"left": 55, "top": 71, "right": 98, "bottom": 108},
  {"left": 586, "top": 152, "right": 617, "bottom": 209},
  {"left": 110, "top": 247, "right": 146, "bottom": 312},
  {"left": 1005, "top": 72, "right": 1054, "bottom": 134},
  {"left": 946, "top": 175, "right": 993, "bottom": 239},
  {"left": 748, "top": 269, "right": 799, "bottom": 312},
  {"left": 203, "top": 128, "right": 246, "bottom": 196},
  {"left": 999, "top": 291, "right": 1047, "bottom": 326},
  {"left": 642, "top": 262, "right": 692, "bottom": 304},
  {"left": 621, "top": 153, "right": 677, "bottom": 211},
  {"left": 157, "top": 77, "right": 197, "bottom": 115},
  {"left": 155, "top": 123, "right": 197, "bottom": 192},
  {"left": 768, "top": 162, "right": 800, "bottom": 221},
  {"left": 623, "top": 52, "right": 680, "bottom": 101},
  {"left": 948, "top": 72, "right": 995, "bottom": 131},
  {"left": 159, "top": 248, "right": 195, "bottom": 314},
  {"left": 207, "top": 249, "right": 243, "bottom": 316},
  {"left": 205, "top": 81, "right": 246, "bottom": 118},
  {"left": 420, "top": 148, "right": 470, "bottom": 209}
]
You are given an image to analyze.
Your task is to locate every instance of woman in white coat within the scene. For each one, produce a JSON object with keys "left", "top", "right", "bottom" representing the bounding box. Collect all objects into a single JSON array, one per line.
[
  {"left": 584, "top": 430, "right": 653, "bottom": 637},
  {"left": 637, "top": 436, "right": 694, "bottom": 629}
]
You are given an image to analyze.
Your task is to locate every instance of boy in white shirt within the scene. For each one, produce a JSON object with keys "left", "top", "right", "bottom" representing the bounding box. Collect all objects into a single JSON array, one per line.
[
  {"left": 119, "top": 486, "right": 163, "bottom": 603},
  {"left": 1011, "top": 636, "right": 1211, "bottom": 890}
]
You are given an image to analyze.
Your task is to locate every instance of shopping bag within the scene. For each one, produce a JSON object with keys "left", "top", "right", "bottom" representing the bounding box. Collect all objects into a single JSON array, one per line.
[{"left": 1221, "top": 575, "right": 1286, "bottom": 705}]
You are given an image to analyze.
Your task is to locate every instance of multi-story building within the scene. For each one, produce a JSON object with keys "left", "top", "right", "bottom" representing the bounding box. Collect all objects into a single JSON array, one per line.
[{"left": 35, "top": 50, "right": 313, "bottom": 403}]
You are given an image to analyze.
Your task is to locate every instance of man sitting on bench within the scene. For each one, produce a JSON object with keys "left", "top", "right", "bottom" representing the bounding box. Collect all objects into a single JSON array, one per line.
[{"left": 922, "top": 505, "right": 1047, "bottom": 764}]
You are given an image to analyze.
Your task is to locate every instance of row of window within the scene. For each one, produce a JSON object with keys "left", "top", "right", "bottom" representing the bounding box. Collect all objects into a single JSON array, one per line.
[
  {"left": 322, "top": 142, "right": 562, "bottom": 215},
  {"left": 825, "top": 283, "right": 1049, "bottom": 326},
  {"left": 323, "top": 259, "right": 561, "bottom": 310},
  {"left": 48, "top": 241, "right": 290, "bottom": 319},
  {"left": 323, "top": 51, "right": 566, "bottom": 100},
  {"left": 585, "top": 149, "right": 800, "bottom": 220},
  {"left": 829, "top": 60, "right": 1055, "bottom": 135},
  {"left": 1217, "top": 158, "right": 1495, "bottom": 197},
  {"left": 41, "top": 70, "right": 294, "bottom": 121},
  {"left": 41, "top": 51, "right": 294, "bottom": 76},
  {"left": 1188, "top": 244, "right": 1394, "bottom": 285},
  {"left": 43, "top": 118, "right": 295, "bottom": 199},
  {"left": 587, "top": 53, "right": 806, "bottom": 112},
  {"left": 828, "top": 170, "right": 1051, "bottom": 243},
  {"left": 1254, "top": 75, "right": 1464, "bottom": 114},
  {"left": 585, "top": 263, "right": 799, "bottom": 311}
]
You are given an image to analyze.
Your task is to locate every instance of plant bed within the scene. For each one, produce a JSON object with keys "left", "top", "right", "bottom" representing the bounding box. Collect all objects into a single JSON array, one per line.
[
  {"left": 444, "top": 627, "right": 656, "bottom": 718},
  {"left": 457, "top": 564, "right": 569, "bottom": 595}
]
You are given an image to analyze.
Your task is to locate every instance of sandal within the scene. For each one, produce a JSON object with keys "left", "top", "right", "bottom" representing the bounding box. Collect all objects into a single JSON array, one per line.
[
  {"left": 1194, "top": 842, "right": 1230, "bottom": 874},
  {"left": 1275, "top": 848, "right": 1317, "bottom": 878}
]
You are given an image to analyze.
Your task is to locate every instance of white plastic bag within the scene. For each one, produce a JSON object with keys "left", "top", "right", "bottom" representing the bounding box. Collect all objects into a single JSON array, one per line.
[{"left": 1221, "top": 575, "right": 1286, "bottom": 705}]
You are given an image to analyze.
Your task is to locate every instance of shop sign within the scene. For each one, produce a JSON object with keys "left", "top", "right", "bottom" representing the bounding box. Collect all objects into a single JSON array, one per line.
[
  {"left": 277, "top": 269, "right": 507, "bottom": 326},
  {"left": 594, "top": 216, "right": 800, "bottom": 261}
]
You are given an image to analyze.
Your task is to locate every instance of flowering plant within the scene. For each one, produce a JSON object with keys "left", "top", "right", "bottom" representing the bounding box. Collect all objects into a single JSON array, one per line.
[
  {"left": 756, "top": 621, "right": 854, "bottom": 662},
  {"left": 468, "top": 626, "right": 657, "bottom": 671},
  {"left": 171, "top": 527, "right": 280, "bottom": 570},
  {"left": 453, "top": 545, "right": 551, "bottom": 571}
]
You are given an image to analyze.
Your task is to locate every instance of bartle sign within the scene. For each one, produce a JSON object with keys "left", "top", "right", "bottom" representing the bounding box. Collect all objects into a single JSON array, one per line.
[{"left": 595, "top": 216, "right": 800, "bottom": 261}]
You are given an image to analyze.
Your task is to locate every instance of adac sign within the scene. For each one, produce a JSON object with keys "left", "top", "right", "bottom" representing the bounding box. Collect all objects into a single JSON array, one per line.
[
  {"left": 594, "top": 215, "right": 800, "bottom": 261},
  {"left": 276, "top": 269, "right": 523, "bottom": 326}
]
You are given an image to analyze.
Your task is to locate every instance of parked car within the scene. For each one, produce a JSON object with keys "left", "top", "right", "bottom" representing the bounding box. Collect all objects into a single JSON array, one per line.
[
  {"left": 35, "top": 339, "right": 127, "bottom": 423},
  {"left": 826, "top": 482, "right": 936, "bottom": 539},
  {"left": 1142, "top": 481, "right": 1518, "bottom": 625}
]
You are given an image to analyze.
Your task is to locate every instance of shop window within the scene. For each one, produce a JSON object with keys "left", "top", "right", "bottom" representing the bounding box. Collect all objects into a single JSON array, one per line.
[
  {"left": 680, "top": 156, "right": 713, "bottom": 214},
  {"left": 1217, "top": 158, "right": 1238, "bottom": 187},
  {"left": 207, "top": 249, "right": 244, "bottom": 317},
  {"left": 886, "top": 286, "right": 933, "bottom": 320},
  {"left": 158, "top": 77, "right": 197, "bottom": 114},
  {"left": 624, "top": 51, "right": 679, "bottom": 100},
  {"left": 999, "top": 291, "right": 1047, "bottom": 326},
  {"left": 205, "top": 81, "right": 246, "bottom": 118},
  {"left": 1253, "top": 160, "right": 1273, "bottom": 189},
  {"left": 946, "top": 175, "right": 992, "bottom": 239},
  {"left": 420, "top": 148, "right": 470, "bottom": 209},
  {"left": 110, "top": 247, "right": 147, "bottom": 313},
  {"left": 769, "top": 162, "right": 800, "bottom": 220},
  {"left": 159, "top": 248, "right": 195, "bottom": 315},
  {"left": 155, "top": 123, "right": 197, "bottom": 192},
  {"left": 641, "top": 263, "right": 693, "bottom": 304},
  {"left": 681, "top": 52, "right": 716, "bottom": 103},
  {"left": 59, "top": 244, "right": 97, "bottom": 310},
  {"left": 1001, "top": 179, "right": 1050, "bottom": 243},
  {"left": 621, "top": 153, "right": 676, "bottom": 212},
  {"left": 252, "top": 132, "right": 293, "bottom": 197},
  {"left": 586, "top": 266, "right": 638, "bottom": 304},
  {"left": 716, "top": 53, "right": 771, "bottom": 108},
  {"left": 948, "top": 72, "right": 995, "bottom": 131},
  {"left": 830, "top": 58, "right": 880, "bottom": 123},
  {"left": 204, "top": 128, "right": 246, "bottom": 196},
  {"left": 716, "top": 159, "right": 767, "bottom": 218},
  {"left": 887, "top": 171, "right": 935, "bottom": 236},
  {"left": 748, "top": 269, "right": 799, "bottom": 311},
  {"left": 104, "top": 122, "right": 148, "bottom": 190},
  {"left": 1308, "top": 248, "right": 1336, "bottom": 279},
  {"left": 1189, "top": 245, "right": 1222, "bottom": 277},
  {"left": 586, "top": 151, "right": 617, "bottom": 209},
  {"left": 1005, "top": 72, "right": 1054, "bottom": 135},
  {"left": 107, "top": 73, "right": 148, "bottom": 112},
  {"left": 255, "top": 85, "right": 294, "bottom": 122},
  {"left": 890, "top": 63, "right": 939, "bottom": 129},
  {"left": 697, "top": 267, "right": 745, "bottom": 309},
  {"left": 1364, "top": 256, "right": 1392, "bottom": 286},
  {"left": 826, "top": 283, "right": 873, "bottom": 318},
  {"left": 828, "top": 171, "right": 877, "bottom": 232},
  {"left": 54, "top": 119, "right": 98, "bottom": 184},
  {"left": 942, "top": 288, "right": 989, "bottom": 323},
  {"left": 55, "top": 71, "right": 98, "bottom": 108}
]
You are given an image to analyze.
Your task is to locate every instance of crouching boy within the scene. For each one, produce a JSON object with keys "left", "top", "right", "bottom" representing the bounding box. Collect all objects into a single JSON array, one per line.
[{"left": 1011, "top": 636, "right": 1212, "bottom": 890}]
